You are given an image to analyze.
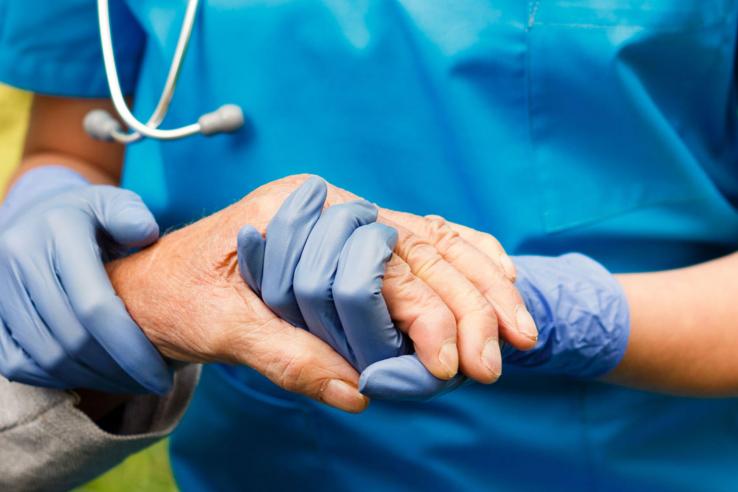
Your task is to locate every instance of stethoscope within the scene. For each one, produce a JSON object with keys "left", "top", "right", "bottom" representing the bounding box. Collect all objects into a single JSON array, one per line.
[{"left": 84, "top": 0, "right": 244, "bottom": 143}]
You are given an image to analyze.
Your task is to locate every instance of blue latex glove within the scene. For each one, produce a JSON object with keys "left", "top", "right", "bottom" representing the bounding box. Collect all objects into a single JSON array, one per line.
[
  {"left": 361, "top": 253, "right": 630, "bottom": 399},
  {"left": 0, "top": 166, "right": 172, "bottom": 394},
  {"left": 237, "top": 177, "right": 412, "bottom": 373},
  {"left": 238, "top": 178, "right": 629, "bottom": 401}
]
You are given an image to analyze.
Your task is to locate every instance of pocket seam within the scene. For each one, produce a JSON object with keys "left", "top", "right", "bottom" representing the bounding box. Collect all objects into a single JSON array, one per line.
[
  {"left": 529, "top": 5, "right": 736, "bottom": 30},
  {"left": 531, "top": 17, "right": 735, "bottom": 31},
  {"left": 213, "top": 364, "right": 303, "bottom": 409}
]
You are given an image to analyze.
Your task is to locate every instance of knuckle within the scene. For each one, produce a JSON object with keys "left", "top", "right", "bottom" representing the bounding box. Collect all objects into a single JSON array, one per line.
[
  {"left": 66, "top": 330, "right": 94, "bottom": 361},
  {"left": 333, "top": 277, "right": 378, "bottom": 307},
  {"left": 412, "top": 249, "right": 444, "bottom": 278},
  {"left": 398, "top": 235, "right": 438, "bottom": 270},
  {"left": 383, "top": 255, "right": 412, "bottom": 280},
  {"left": 75, "top": 294, "right": 114, "bottom": 328},
  {"left": 424, "top": 214, "right": 448, "bottom": 234},
  {"left": 460, "top": 303, "right": 499, "bottom": 330},
  {"left": 326, "top": 204, "right": 355, "bottom": 224},
  {"left": 293, "top": 273, "right": 330, "bottom": 304},
  {"left": 479, "top": 231, "right": 505, "bottom": 254},
  {"left": 480, "top": 283, "right": 501, "bottom": 302},
  {"left": 276, "top": 351, "right": 315, "bottom": 393},
  {"left": 43, "top": 345, "right": 70, "bottom": 375},
  {"left": 385, "top": 264, "right": 415, "bottom": 296},
  {"left": 424, "top": 215, "right": 463, "bottom": 256},
  {"left": 262, "top": 287, "right": 293, "bottom": 314}
]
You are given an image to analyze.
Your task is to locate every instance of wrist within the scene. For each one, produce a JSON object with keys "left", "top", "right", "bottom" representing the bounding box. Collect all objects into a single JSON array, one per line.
[
  {"left": 1, "top": 165, "right": 89, "bottom": 227},
  {"left": 106, "top": 235, "right": 183, "bottom": 361},
  {"left": 507, "top": 254, "right": 630, "bottom": 378},
  {"left": 105, "top": 212, "right": 235, "bottom": 362}
]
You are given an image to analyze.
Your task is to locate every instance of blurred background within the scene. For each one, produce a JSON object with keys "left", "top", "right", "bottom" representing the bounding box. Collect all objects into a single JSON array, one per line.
[{"left": 0, "top": 84, "right": 177, "bottom": 491}]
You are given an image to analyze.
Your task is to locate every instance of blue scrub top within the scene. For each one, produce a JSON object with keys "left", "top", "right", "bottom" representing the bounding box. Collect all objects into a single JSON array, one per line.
[{"left": 3, "top": 1, "right": 738, "bottom": 490}]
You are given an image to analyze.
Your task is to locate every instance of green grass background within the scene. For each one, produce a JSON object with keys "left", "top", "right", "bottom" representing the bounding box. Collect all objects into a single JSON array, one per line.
[{"left": 0, "top": 84, "right": 178, "bottom": 491}]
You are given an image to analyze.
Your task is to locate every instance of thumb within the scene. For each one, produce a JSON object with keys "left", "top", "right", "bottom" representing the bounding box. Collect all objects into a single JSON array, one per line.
[
  {"left": 90, "top": 186, "right": 160, "bottom": 248},
  {"left": 235, "top": 313, "right": 369, "bottom": 413},
  {"left": 237, "top": 225, "right": 266, "bottom": 296},
  {"left": 359, "top": 354, "right": 467, "bottom": 401},
  {"left": 248, "top": 318, "right": 369, "bottom": 413}
]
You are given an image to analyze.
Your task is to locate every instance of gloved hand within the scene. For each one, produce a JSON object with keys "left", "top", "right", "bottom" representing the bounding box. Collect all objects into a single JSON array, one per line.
[
  {"left": 238, "top": 177, "right": 629, "bottom": 400},
  {"left": 361, "top": 254, "right": 630, "bottom": 399},
  {"left": 238, "top": 177, "right": 475, "bottom": 400},
  {"left": 0, "top": 166, "right": 172, "bottom": 394},
  {"left": 237, "top": 177, "right": 411, "bottom": 371}
]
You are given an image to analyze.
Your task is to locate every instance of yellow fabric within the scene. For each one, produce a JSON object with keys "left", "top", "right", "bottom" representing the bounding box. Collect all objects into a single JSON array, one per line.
[{"left": 0, "top": 84, "right": 31, "bottom": 195}]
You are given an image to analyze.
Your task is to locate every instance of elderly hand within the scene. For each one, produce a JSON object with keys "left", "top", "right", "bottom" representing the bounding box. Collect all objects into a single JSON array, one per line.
[
  {"left": 104, "top": 178, "right": 370, "bottom": 412},
  {"left": 238, "top": 176, "right": 539, "bottom": 399},
  {"left": 106, "top": 174, "right": 536, "bottom": 408},
  {"left": 0, "top": 168, "right": 535, "bottom": 411}
]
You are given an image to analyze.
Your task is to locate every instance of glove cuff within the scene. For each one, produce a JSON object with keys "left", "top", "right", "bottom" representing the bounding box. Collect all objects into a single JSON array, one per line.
[
  {"left": 508, "top": 254, "right": 630, "bottom": 379},
  {"left": 1, "top": 166, "right": 89, "bottom": 227}
]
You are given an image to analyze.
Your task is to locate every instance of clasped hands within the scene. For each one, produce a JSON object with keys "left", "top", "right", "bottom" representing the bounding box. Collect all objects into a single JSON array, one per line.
[
  {"left": 107, "top": 175, "right": 538, "bottom": 412},
  {"left": 0, "top": 174, "right": 537, "bottom": 413}
]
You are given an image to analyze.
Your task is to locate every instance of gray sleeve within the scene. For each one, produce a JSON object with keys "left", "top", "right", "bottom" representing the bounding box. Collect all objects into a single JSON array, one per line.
[{"left": 0, "top": 364, "right": 200, "bottom": 492}]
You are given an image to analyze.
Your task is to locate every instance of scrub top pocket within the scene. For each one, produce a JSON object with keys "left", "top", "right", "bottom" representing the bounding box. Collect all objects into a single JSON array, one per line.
[{"left": 526, "top": 0, "right": 738, "bottom": 232}]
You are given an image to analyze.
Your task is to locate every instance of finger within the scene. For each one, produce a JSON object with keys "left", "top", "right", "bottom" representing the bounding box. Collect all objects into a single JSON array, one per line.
[
  {"left": 260, "top": 176, "right": 327, "bottom": 327},
  {"left": 20, "top": 255, "right": 147, "bottom": 392},
  {"left": 383, "top": 210, "right": 538, "bottom": 351},
  {"left": 387, "top": 221, "right": 502, "bottom": 383},
  {"left": 381, "top": 254, "right": 458, "bottom": 379},
  {"left": 53, "top": 216, "right": 172, "bottom": 395},
  {"left": 293, "top": 201, "right": 378, "bottom": 366},
  {"left": 446, "top": 221, "right": 516, "bottom": 281},
  {"left": 0, "top": 316, "right": 61, "bottom": 388},
  {"left": 93, "top": 187, "right": 160, "bottom": 248},
  {"left": 0, "top": 264, "right": 127, "bottom": 392},
  {"left": 228, "top": 292, "right": 368, "bottom": 413},
  {"left": 237, "top": 225, "right": 265, "bottom": 296},
  {"left": 423, "top": 215, "right": 537, "bottom": 349},
  {"left": 359, "top": 354, "right": 467, "bottom": 401},
  {"left": 333, "top": 224, "right": 410, "bottom": 370}
]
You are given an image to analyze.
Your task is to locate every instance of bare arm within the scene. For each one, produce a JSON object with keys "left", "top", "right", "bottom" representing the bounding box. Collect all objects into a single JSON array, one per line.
[
  {"left": 11, "top": 94, "right": 125, "bottom": 188},
  {"left": 607, "top": 253, "right": 738, "bottom": 396}
]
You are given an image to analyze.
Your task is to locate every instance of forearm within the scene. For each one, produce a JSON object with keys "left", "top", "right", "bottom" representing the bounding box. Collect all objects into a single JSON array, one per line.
[
  {"left": 607, "top": 252, "right": 738, "bottom": 396},
  {"left": 9, "top": 153, "right": 119, "bottom": 189},
  {"left": 4, "top": 94, "right": 126, "bottom": 194}
]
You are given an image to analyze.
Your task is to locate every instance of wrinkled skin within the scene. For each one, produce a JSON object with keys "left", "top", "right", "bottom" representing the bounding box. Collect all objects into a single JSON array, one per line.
[{"left": 106, "top": 175, "right": 534, "bottom": 412}]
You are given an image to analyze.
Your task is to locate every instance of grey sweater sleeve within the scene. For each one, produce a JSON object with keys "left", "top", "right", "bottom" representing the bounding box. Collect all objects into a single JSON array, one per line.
[{"left": 0, "top": 364, "right": 200, "bottom": 492}]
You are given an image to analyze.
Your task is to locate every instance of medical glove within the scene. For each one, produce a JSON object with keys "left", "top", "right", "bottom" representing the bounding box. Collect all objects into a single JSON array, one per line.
[
  {"left": 360, "top": 254, "right": 630, "bottom": 399},
  {"left": 238, "top": 177, "right": 410, "bottom": 372},
  {"left": 0, "top": 166, "right": 172, "bottom": 394}
]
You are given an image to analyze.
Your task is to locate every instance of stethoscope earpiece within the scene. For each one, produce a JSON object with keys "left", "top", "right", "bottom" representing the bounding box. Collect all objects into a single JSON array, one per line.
[
  {"left": 198, "top": 105, "right": 245, "bottom": 136},
  {"left": 83, "top": 109, "right": 122, "bottom": 142},
  {"left": 87, "top": 0, "right": 243, "bottom": 144}
]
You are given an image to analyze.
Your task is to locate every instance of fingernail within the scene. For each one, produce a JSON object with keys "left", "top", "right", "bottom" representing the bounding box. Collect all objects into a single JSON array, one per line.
[
  {"left": 482, "top": 339, "right": 502, "bottom": 381},
  {"left": 439, "top": 341, "right": 459, "bottom": 378},
  {"left": 322, "top": 380, "right": 369, "bottom": 413},
  {"left": 516, "top": 305, "right": 538, "bottom": 342},
  {"left": 499, "top": 252, "right": 516, "bottom": 281}
]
